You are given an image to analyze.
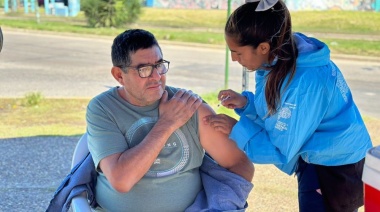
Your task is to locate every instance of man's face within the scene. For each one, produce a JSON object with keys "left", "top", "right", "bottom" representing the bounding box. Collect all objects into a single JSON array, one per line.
[{"left": 119, "top": 45, "right": 166, "bottom": 106}]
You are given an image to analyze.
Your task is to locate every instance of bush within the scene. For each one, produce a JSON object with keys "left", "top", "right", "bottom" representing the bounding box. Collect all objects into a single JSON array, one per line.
[
  {"left": 23, "top": 92, "right": 44, "bottom": 107},
  {"left": 81, "top": 0, "right": 116, "bottom": 27},
  {"left": 82, "top": 0, "right": 142, "bottom": 28},
  {"left": 122, "top": 0, "right": 141, "bottom": 24}
]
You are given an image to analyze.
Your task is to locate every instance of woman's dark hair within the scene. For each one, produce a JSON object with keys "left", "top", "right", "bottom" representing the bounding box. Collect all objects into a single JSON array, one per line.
[
  {"left": 111, "top": 29, "right": 162, "bottom": 71},
  {"left": 225, "top": 0, "right": 298, "bottom": 115}
]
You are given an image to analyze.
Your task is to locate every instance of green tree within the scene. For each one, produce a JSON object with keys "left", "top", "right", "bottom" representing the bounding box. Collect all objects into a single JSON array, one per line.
[{"left": 82, "top": 0, "right": 142, "bottom": 28}]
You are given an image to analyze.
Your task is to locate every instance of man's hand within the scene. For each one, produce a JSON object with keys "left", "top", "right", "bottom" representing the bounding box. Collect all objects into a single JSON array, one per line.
[
  {"left": 203, "top": 114, "right": 237, "bottom": 135},
  {"left": 158, "top": 89, "right": 203, "bottom": 131}
]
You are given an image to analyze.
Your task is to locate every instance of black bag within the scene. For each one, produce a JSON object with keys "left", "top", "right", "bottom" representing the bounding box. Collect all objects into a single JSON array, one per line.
[{"left": 314, "top": 158, "right": 365, "bottom": 212}]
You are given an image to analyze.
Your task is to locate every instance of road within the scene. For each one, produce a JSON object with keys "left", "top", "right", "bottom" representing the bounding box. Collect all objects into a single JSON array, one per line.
[{"left": 1, "top": 29, "right": 380, "bottom": 118}]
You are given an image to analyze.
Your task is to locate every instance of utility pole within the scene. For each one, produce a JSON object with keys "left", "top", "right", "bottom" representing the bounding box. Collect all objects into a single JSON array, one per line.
[
  {"left": 224, "top": 0, "right": 232, "bottom": 89},
  {"left": 0, "top": 27, "right": 3, "bottom": 53}
]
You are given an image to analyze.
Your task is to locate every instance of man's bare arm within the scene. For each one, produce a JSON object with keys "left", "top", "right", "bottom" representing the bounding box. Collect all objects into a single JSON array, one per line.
[{"left": 198, "top": 103, "right": 254, "bottom": 181}]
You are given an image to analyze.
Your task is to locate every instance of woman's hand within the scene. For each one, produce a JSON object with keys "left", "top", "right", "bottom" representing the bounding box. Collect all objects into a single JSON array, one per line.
[
  {"left": 218, "top": 89, "right": 247, "bottom": 109},
  {"left": 203, "top": 114, "right": 237, "bottom": 135}
]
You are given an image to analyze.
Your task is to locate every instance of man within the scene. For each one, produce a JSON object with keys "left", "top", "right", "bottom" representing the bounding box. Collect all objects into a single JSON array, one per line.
[{"left": 86, "top": 29, "right": 254, "bottom": 211}]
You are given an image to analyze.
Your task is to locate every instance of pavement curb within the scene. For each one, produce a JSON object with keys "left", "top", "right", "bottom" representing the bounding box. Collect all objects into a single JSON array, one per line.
[{"left": 331, "top": 54, "right": 380, "bottom": 63}]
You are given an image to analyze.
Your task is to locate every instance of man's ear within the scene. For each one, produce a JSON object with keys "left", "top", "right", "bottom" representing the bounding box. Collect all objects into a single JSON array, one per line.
[
  {"left": 258, "top": 42, "right": 270, "bottom": 55},
  {"left": 111, "top": 66, "right": 124, "bottom": 85}
]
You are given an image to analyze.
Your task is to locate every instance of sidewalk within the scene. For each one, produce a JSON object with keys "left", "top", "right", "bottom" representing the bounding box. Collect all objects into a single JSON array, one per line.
[{"left": 0, "top": 135, "right": 80, "bottom": 212}]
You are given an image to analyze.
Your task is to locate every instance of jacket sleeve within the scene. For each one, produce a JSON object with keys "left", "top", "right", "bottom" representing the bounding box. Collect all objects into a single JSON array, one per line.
[
  {"left": 46, "top": 153, "right": 98, "bottom": 212},
  {"left": 185, "top": 154, "right": 253, "bottom": 211},
  {"left": 230, "top": 76, "right": 330, "bottom": 174}
]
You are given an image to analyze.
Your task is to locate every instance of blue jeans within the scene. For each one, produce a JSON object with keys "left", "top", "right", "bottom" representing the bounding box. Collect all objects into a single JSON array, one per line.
[{"left": 296, "top": 158, "right": 326, "bottom": 212}]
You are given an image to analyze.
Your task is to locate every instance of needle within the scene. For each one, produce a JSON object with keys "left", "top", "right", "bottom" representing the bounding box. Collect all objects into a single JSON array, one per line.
[{"left": 217, "top": 95, "right": 230, "bottom": 107}]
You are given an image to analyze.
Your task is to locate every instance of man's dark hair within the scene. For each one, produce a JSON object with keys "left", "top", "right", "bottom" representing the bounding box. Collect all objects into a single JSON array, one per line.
[{"left": 111, "top": 29, "right": 162, "bottom": 71}]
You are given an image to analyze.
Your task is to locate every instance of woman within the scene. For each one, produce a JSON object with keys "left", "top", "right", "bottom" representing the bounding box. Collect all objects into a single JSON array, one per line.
[{"left": 204, "top": 0, "right": 373, "bottom": 211}]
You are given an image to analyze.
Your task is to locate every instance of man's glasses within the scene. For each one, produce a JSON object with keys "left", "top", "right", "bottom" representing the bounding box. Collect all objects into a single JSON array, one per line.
[{"left": 121, "top": 60, "right": 170, "bottom": 78}]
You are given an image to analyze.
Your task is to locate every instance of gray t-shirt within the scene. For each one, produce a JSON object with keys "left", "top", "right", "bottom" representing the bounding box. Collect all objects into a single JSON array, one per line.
[{"left": 86, "top": 86, "right": 205, "bottom": 212}]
